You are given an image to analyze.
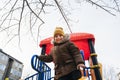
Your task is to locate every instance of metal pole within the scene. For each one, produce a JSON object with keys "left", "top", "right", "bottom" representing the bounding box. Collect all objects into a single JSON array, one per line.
[
  {"left": 40, "top": 45, "right": 46, "bottom": 80},
  {"left": 41, "top": 45, "right": 46, "bottom": 55},
  {"left": 88, "top": 39, "right": 102, "bottom": 80}
]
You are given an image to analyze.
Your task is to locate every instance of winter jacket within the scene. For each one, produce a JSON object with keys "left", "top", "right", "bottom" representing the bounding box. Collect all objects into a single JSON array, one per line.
[{"left": 39, "top": 34, "right": 84, "bottom": 79}]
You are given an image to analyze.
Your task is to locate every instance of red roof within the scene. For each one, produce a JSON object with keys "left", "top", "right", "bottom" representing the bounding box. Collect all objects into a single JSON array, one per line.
[{"left": 40, "top": 33, "right": 95, "bottom": 47}]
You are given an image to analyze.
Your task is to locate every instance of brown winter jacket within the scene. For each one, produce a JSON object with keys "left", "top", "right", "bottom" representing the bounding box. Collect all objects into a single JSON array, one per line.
[{"left": 39, "top": 34, "right": 84, "bottom": 79}]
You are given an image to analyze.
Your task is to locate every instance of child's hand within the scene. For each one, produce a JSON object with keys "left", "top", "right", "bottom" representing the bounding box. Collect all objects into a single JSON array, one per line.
[{"left": 77, "top": 64, "right": 86, "bottom": 70}]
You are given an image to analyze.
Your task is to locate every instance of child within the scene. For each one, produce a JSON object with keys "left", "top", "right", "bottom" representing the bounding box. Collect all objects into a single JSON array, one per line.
[{"left": 39, "top": 27, "right": 85, "bottom": 80}]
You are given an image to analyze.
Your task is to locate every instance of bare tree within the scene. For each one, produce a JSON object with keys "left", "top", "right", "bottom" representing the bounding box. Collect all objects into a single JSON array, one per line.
[
  {"left": 0, "top": 0, "right": 120, "bottom": 45},
  {"left": 103, "top": 65, "right": 119, "bottom": 80}
]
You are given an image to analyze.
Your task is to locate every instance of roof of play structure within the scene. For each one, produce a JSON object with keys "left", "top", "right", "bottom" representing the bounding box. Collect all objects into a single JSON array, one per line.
[{"left": 40, "top": 33, "right": 95, "bottom": 46}]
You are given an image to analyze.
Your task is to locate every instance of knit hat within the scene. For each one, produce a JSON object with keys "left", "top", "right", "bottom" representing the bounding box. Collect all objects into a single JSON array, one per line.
[{"left": 53, "top": 27, "right": 65, "bottom": 37}]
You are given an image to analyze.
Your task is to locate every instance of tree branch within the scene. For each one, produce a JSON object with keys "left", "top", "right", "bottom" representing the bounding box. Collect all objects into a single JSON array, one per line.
[
  {"left": 87, "top": 0, "right": 116, "bottom": 16},
  {"left": 54, "top": 0, "right": 72, "bottom": 33}
]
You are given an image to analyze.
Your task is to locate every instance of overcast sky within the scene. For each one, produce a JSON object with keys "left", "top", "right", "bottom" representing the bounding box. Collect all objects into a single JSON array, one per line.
[{"left": 0, "top": 0, "right": 120, "bottom": 79}]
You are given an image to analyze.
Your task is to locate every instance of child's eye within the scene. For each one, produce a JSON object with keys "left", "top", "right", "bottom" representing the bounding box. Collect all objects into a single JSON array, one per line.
[{"left": 55, "top": 35, "right": 62, "bottom": 37}]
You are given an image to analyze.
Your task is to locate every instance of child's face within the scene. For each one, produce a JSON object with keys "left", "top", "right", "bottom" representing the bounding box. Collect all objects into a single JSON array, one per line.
[{"left": 54, "top": 34, "right": 64, "bottom": 43}]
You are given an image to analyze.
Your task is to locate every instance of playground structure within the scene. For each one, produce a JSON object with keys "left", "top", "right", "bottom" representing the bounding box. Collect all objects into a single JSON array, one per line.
[{"left": 25, "top": 32, "right": 102, "bottom": 80}]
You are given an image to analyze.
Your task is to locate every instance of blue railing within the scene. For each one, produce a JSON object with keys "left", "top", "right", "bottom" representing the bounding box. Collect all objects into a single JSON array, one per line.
[
  {"left": 25, "top": 73, "right": 40, "bottom": 80},
  {"left": 80, "top": 50, "right": 91, "bottom": 80},
  {"left": 25, "top": 55, "right": 51, "bottom": 80}
]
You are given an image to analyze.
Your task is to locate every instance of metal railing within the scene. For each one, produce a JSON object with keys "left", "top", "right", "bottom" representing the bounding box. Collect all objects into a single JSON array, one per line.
[{"left": 25, "top": 55, "right": 51, "bottom": 80}]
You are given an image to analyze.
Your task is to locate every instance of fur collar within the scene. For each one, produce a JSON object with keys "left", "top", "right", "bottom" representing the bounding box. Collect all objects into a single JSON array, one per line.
[{"left": 53, "top": 34, "right": 70, "bottom": 45}]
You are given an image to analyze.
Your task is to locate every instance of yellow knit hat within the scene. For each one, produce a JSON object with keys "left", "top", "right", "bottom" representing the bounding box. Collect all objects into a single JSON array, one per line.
[{"left": 53, "top": 27, "right": 65, "bottom": 37}]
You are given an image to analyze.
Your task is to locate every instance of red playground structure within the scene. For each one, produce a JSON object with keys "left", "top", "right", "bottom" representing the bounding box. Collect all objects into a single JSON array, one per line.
[{"left": 25, "top": 32, "right": 102, "bottom": 80}]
